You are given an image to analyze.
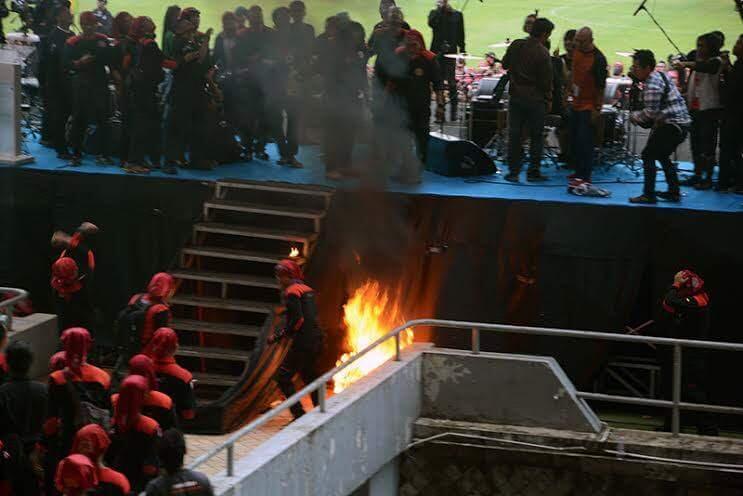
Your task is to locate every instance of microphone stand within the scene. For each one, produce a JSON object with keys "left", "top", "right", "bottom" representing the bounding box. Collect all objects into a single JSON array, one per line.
[{"left": 637, "top": 5, "right": 684, "bottom": 56}]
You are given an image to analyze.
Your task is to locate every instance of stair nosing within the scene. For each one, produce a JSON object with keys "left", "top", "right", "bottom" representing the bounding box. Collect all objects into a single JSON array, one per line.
[
  {"left": 205, "top": 199, "right": 326, "bottom": 219},
  {"left": 170, "top": 318, "right": 264, "bottom": 337},
  {"left": 171, "top": 269, "right": 280, "bottom": 289},
  {"left": 177, "top": 345, "right": 252, "bottom": 362},
  {"left": 194, "top": 222, "right": 318, "bottom": 243},
  {"left": 192, "top": 372, "right": 240, "bottom": 387},
  {"left": 181, "top": 246, "right": 305, "bottom": 265},
  {"left": 170, "top": 295, "right": 273, "bottom": 313},
  {"left": 217, "top": 179, "right": 334, "bottom": 197}
]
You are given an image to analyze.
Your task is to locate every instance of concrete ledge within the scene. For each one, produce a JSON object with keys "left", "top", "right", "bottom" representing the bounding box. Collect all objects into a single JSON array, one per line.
[
  {"left": 8, "top": 313, "right": 57, "bottom": 378},
  {"left": 212, "top": 344, "right": 431, "bottom": 496},
  {"left": 421, "top": 348, "right": 603, "bottom": 433}
]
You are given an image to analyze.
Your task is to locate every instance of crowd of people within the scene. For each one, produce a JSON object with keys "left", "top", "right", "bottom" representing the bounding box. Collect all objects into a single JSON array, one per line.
[{"left": 14, "top": 0, "right": 743, "bottom": 195}]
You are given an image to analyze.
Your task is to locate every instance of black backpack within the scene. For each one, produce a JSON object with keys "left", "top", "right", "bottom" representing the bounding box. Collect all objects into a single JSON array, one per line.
[{"left": 115, "top": 296, "right": 153, "bottom": 356}]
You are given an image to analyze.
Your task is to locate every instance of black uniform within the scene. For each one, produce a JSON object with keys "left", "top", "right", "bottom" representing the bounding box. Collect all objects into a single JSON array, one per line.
[
  {"left": 112, "top": 35, "right": 137, "bottom": 164},
  {"left": 129, "top": 38, "right": 166, "bottom": 165},
  {"left": 719, "top": 59, "right": 743, "bottom": 190},
  {"left": 274, "top": 282, "right": 324, "bottom": 419},
  {"left": 428, "top": 7, "right": 465, "bottom": 118},
  {"left": 43, "top": 26, "right": 75, "bottom": 156},
  {"left": 0, "top": 374, "right": 48, "bottom": 495},
  {"left": 145, "top": 469, "right": 214, "bottom": 496},
  {"left": 63, "top": 33, "right": 112, "bottom": 158},
  {"left": 165, "top": 33, "right": 210, "bottom": 165}
]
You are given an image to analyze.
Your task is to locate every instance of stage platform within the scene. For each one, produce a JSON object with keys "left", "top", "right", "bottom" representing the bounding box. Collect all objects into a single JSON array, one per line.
[{"left": 12, "top": 138, "right": 743, "bottom": 214}]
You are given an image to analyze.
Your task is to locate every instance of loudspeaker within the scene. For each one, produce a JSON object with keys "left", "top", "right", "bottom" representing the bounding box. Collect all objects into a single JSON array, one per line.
[
  {"left": 426, "top": 132, "right": 498, "bottom": 177},
  {"left": 470, "top": 102, "right": 508, "bottom": 148}
]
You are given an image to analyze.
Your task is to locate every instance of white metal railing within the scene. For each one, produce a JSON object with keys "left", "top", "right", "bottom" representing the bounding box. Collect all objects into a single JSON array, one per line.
[
  {"left": 188, "top": 318, "right": 743, "bottom": 476},
  {"left": 0, "top": 287, "right": 28, "bottom": 331}
]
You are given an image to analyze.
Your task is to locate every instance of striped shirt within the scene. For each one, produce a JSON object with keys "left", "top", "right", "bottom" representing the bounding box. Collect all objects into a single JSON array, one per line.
[{"left": 633, "top": 71, "right": 691, "bottom": 127}]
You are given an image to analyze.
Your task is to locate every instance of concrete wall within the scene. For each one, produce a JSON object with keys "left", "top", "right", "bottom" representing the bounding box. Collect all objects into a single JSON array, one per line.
[
  {"left": 421, "top": 349, "right": 602, "bottom": 433},
  {"left": 213, "top": 344, "right": 428, "bottom": 496},
  {"left": 8, "top": 313, "right": 57, "bottom": 378}
]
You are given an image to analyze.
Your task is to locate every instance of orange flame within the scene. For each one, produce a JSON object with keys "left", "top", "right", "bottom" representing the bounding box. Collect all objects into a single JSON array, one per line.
[
  {"left": 333, "top": 280, "right": 414, "bottom": 393},
  {"left": 289, "top": 247, "right": 300, "bottom": 258}
]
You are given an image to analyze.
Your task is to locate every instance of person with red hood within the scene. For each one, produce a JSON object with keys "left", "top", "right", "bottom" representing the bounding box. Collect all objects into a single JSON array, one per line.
[
  {"left": 71, "top": 424, "right": 130, "bottom": 495},
  {"left": 63, "top": 11, "right": 114, "bottom": 166},
  {"left": 113, "top": 354, "right": 177, "bottom": 430},
  {"left": 389, "top": 29, "right": 444, "bottom": 183},
  {"left": 55, "top": 454, "right": 99, "bottom": 496},
  {"left": 268, "top": 260, "right": 324, "bottom": 420},
  {"left": 148, "top": 328, "right": 196, "bottom": 422},
  {"left": 658, "top": 269, "right": 717, "bottom": 435},
  {"left": 105, "top": 375, "right": 161, "bottom": 493},
  {"left": 45, "top": 328, "right": 111, "bottom": 456},
  {"left": 51, "top": 222, "right": 99, "bottom": 334},
  {"left": 128, "top": 16, "right": 173, "bottom": 174},
  {"left": 118, "top": 272, "right": 174, "bottom": 360},
  {"left": 49, "top": 351, "right": 67, "bottom": 373},
  {"left": 0, "top": 318, "right": 7, "bottom": 385}
]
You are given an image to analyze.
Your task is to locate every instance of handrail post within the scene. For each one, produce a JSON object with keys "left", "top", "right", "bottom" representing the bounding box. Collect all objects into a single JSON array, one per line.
[
  {"left": 318, "top": 383, "right": 327, "bottom": 413},
  {"left": 395, "top": 332, "right": 401, "bottom": 361},
  {"left": 227, "top": 443, "right": 234, "bottom": 477},
  {"left": 471, "top": 327, "right": 480, "bottom": 354},
  {"left": 672, "top": 344, "right": 682, "bottom": 436}
]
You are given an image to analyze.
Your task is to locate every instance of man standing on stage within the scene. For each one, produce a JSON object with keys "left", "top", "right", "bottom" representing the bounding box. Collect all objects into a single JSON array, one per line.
[
  {"left": 43, "top": 5, "right": 74, "bottom": 160},
  {"left": 64, "top": 11, "right": 113, "bottom": 166},
  {"left": 629, "top": 50, "right": 691, "bottom": 204},
  {"left": 568, "top": 27, "right": 607, "bottom": 188},
  {"left": 428, "top": 0, "right": 465, "bottom": 122},
  {"left": 502, "top": 17, "right": 554, "bottom": 183},
  {"left": 93, "top": 0, "right": 113, "bottom": 36},
  {"left": 718, "top": 34, "right": 743, "bottom": 193}
]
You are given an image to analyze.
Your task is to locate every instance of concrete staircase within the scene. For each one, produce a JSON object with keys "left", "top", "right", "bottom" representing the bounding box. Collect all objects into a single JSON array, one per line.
[{"left": 169, "top": 179, "right": 334, "bottom": 408}]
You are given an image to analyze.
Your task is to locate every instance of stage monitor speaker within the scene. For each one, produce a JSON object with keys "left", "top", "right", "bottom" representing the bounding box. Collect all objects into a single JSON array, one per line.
[
  {"left": 470, "top": 102, "right": 508, "bottom": 148},
  {"left": 426, "top": 132, "right": 497, "bottom": 177}
]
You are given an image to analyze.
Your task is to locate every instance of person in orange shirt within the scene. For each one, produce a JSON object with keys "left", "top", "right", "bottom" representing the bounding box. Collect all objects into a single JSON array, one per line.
[{"left": 568, "top": 27, "right": 607, "bottom": 186}]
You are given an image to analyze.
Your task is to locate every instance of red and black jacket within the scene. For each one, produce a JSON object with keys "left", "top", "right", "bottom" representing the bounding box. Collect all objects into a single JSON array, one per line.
[
  {"left": 95, "top": 467, "right": 131, "bottom": 496},
  {"left": 128, "top": 293, "right": 171, "bottom": 354},
  {"left": 44, "top": 364, "right": 111, "bottom": 451},
  {"left": 112, "top": 390, "right": 178, "bottom": 431},
  {"left": 154, "top": 358, "right": 196, "bottom": 421},
  {"left": 106, "top": 415, "right": 161, "bottom": 493},
  {"left": 59, "top": 231, "right": 96, "bottom": 287},
  {"left": 274, "top": 282, "right": 321, "bottom": 346},
  {"left": 662, "top": 286, "right": 711, "bottom": 339},
  {"left": 63, "top": 33, "right": 111, "bottom": 84}
]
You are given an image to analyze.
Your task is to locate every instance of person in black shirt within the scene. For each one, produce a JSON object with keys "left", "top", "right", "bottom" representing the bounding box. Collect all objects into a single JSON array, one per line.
[
  {"left": 390, "top": 29, "right": 444, "bottom": 182},
  {"left": 0, "top": 341, "right": 48, "bottom": 496},
  {"left": 718, "top": 34, "right": 743, "bottom": 193},
  {"left": 214, "top": 11, "right": 241, "bottom": 72},
  {"left": 92, "top": 0, "right": 113, "bottom": 35},
  {"left": 64, "top": 11, "right": 114, "bottom": 166},
  {"left": 428, "top": 0, "right": 465, "bottom": 121},
  {"left": 164, "top": 8, "right": 214, "bottom": 170},
  {"left": 41, "top": 5, "right": 75, "bottom": 159},
  {"left": 289, "top": 1, "right": 315, "bottom": 54},
  {"left": 145, "top": 429, "right": 213, "bottom": 496}
]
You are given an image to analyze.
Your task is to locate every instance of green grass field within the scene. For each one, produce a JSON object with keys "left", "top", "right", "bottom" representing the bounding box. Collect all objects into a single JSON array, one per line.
[{"left": 63, "top": 0, "right": 741, "bottom": 63}]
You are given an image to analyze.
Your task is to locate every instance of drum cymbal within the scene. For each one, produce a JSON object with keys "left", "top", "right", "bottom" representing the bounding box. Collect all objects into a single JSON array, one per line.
[
  {"left": 616, "top": 51, "right": 634, "bottom": 57},
  {"left": 489, "top": 41, "right": 511, "bottom": 48},
  {"left": 444, "top": 54, "right": 485, "bottom": 60}
]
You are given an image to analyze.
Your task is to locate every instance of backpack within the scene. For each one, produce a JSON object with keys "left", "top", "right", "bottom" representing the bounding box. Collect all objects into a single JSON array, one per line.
[{"left": 115, "top": 296, "right": 153, "bottom": 356}]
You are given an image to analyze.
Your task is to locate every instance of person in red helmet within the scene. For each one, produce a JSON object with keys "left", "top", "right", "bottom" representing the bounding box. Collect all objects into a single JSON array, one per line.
[
  {"left": 45, "top": 328, "right": 111, "bottom": 455},
  {"left": 71, "top": 424, "right": 130, "bottom": 496},
  {"left": 49, "top": 351, "right": 67, "bottom": 373},
  {"left": 106, "top": 375, "right": 161, "bottom": 492},
  {"left": 114, "top": 354, "right": 177, "bottom": 429},
  {"left": 658, "top": 269, "right": 717, "bottom": 435},
  {"left": 55, "top": 454, "right": 99, "bottom": 496},
  {"left": 63, "top": 11, "right": 114, "bottom": 166},
  {"left": 268, "top": 260, "right": 324, "bottom": 419},
  {"left": 148, "top": 328, "right": 196, "bottom": 422}
]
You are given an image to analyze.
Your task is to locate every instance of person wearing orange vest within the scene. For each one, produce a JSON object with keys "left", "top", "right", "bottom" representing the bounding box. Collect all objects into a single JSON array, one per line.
[
  {"left": 148, "top": 328, "right": 196, "bottom": 422},
  {"left": 659, "top": 269, "right": 717, "bottom": 435},
  {"left": 268, "top": 260, "right": 324, "bottom": 420},
  {"left": 114, "top": 354, "right": 177, "bottom": 430}
]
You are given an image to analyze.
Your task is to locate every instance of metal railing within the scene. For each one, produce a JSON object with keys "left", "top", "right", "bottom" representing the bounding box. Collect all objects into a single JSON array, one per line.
[
  {"left": 188, "top": 318, "right": 743, "bottom": 476},
  {"left": 0, "top": 287, "right": 29, "bottom": 332}
]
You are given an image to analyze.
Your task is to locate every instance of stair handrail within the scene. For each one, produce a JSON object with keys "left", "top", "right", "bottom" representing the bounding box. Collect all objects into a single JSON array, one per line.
[
  {"left": 188, "top": 318, "right": 743, "bottom": 476},
  {"left": 0, "top": 287, "right": 29, "bottom": 332}
]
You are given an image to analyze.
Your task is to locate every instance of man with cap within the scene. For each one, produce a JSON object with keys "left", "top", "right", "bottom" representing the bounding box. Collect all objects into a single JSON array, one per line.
[
  {"left": 268, "top": 260, "right": 324, "bottom": 419},
  {"left": 64, "top": 11, "right": 114, "bottom": 166}
]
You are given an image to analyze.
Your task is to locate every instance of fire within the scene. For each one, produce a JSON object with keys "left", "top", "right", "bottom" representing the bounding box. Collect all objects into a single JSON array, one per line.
[
  {"left": 333, "top": 280, "right": 414, "bottom": 393},
  {"left": 289, "top": 247, "right": 300, "bottom": 258}
]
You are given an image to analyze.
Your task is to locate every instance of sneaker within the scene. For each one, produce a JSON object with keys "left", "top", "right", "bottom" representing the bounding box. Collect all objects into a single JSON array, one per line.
[
  {"left": 657, "top": 191, "right": 681, "bottom": 202},
  {"left": 96, "top": 155, "right": 114, "bottom": 166},
  {"left": 526, "top": 171, "right": 548, "bottom": 182},
  {"left": 277, "top": 157, "right": 289, "bottom": 166},
  {"left": 287, "top": 157, "right": 304, "bottom": 169},
  {"left": 694, "top": 179, "right": 713, "bottom": 190},
  {"left": 57, "top": 152, "right": 73, "bottom": 161},
  {"left": 162, "top": 163, "right": 178, "bottom": 175},
  {"left": 629, "top": 194, "right": 657, "bottom": 204},
  {"left": 504, "top": 172, "right": 520, "bottom": 183},
  {"left": 242, "top": 151, "right": 254, "bottom": 162},
  {"left": 680, "top": 175, "right": 702, "bottom": 186},
  {"left": 69, "top": 154, "right": 83, "bottom": 167},
  {"left": 256, "top": 151, "right": 270, "bottom": 161}
]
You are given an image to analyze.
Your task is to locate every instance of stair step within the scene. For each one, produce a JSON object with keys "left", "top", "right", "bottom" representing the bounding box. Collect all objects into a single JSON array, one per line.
[
  {"left": 170, "top": 295, "right": 273, "bottom": 313},
  {"left": 182, "top": 246, "right": 306, "bottom": 265},
  {"left": 193, "top": 372, "right": 239, "bottom": 388},
  {"left": 177, "top": 345, "right": 253, "bottom": 362},
  {"left": 171, "top": 269, "right": 279, "bottom": 289},
  {"left": 171, "top": 318, "right": 263, "bottom": 337},
  {"left": 217, "top": 179, "right": 334, "bottom": 198},
  {"left": 205, "top": 199, "right": 326, "bottom": 220},
  {"left": 193, "top": 222, "right": 318, "bottom": 244}
]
